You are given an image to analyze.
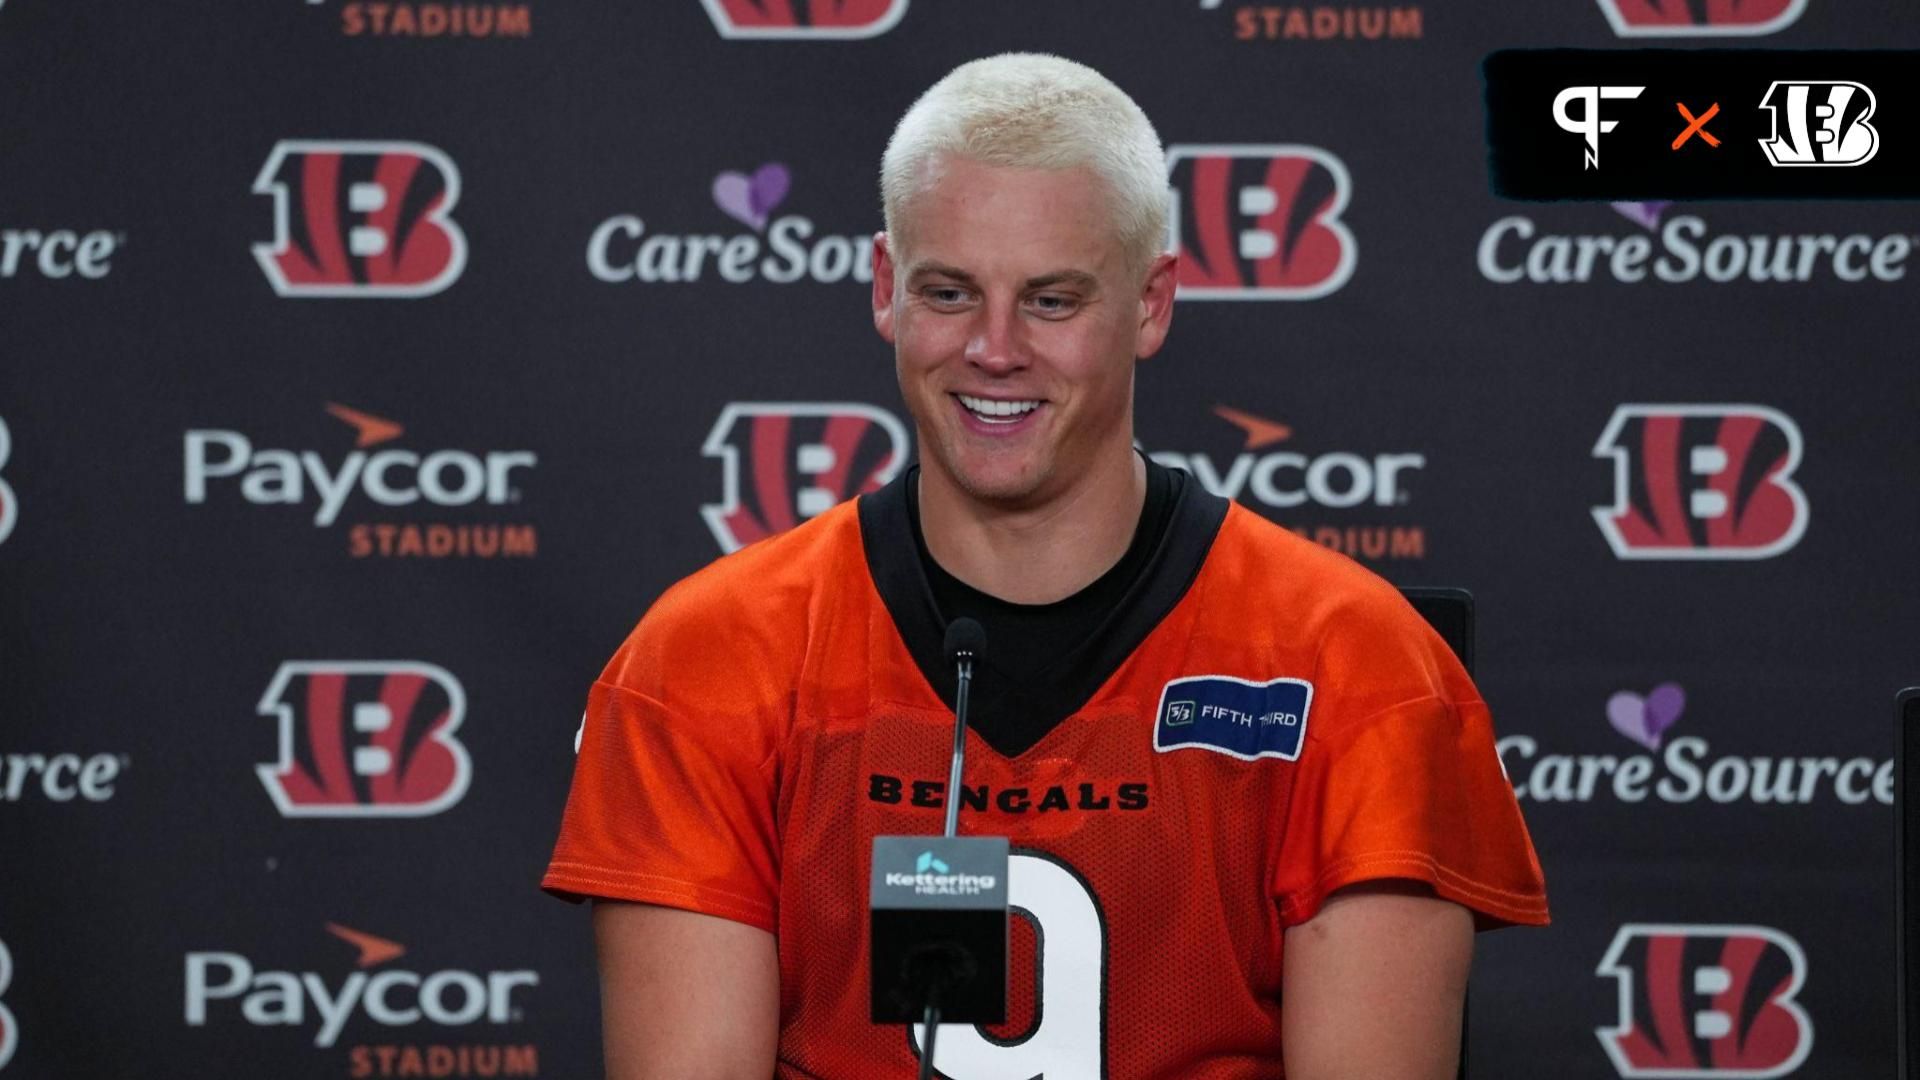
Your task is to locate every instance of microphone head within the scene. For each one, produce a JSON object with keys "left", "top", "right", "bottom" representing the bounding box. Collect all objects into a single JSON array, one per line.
[{"left": 944, "top": 617, "right": 986, "bottom": 665}]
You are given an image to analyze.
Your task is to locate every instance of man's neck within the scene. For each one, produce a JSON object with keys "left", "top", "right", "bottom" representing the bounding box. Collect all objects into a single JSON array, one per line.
[{"left": 918, "top": 446, "right": 1148, "bottom": 605}]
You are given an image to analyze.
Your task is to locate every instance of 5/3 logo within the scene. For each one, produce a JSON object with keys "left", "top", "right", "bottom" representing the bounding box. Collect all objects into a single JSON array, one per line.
[
  {"left": 910, "top": 851, "right": 1106, "bottom": 1078},
  {"left": 1758, "top": 81, "right": 1879, "bottom": 167}
]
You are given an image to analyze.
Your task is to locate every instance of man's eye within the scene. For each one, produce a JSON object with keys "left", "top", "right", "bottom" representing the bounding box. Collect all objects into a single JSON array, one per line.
[
  {"left": 924, "top": 286, "right": 970, "bottom": 305},
  {"left": 1029, "top": 294, "right": 1079, "bottom": 316}
]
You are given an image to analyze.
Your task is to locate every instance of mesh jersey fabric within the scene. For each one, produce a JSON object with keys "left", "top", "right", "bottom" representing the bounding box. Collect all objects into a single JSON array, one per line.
[{"left": 543, "top": 491, "right": 1549, "bottom": 1079}]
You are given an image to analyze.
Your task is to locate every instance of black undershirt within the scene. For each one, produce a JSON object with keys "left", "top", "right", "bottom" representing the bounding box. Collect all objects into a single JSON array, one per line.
[{"left": 906, "top": 456, "right": 1182, "bottom": 692}]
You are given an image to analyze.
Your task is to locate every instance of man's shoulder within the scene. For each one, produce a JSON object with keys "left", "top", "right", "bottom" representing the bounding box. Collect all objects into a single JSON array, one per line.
[
  {"left": 1203, "top": 503, "right": 1412, "bottom": 619},
  {"left": 599, "top": 500, "right": 870, "bottom": 700}
]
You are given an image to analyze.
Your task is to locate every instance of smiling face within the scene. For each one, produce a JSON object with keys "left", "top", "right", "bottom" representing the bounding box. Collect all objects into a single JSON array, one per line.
[{"left": 873, "top": 154, "right": 1176, "bottom": 510}]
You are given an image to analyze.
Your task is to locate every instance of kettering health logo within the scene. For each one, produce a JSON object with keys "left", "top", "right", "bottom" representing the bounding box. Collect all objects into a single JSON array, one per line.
[
  {"left": 1500, "top": 682, "right": 1892, "bottom": 806},
  {"left": 885, "top": 853, "right": 998, "bottom": 897},
  {"left": 589, "top": 162, "right": 875, "bottom": 285}
]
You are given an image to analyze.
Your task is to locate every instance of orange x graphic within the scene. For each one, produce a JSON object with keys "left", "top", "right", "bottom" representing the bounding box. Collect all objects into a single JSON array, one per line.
[{"left": 1673, "top": 102, "right": 1721, "bottom": 150}]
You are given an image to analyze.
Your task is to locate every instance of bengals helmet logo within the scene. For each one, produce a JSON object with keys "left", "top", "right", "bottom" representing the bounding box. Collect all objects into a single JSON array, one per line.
[
  {"left": 1597, "top": 924, "right": 1813, "bottom": 1077},
  {"left": 253, "top": 140, "right": 467, "bottom": 298},
  {"left": 1596, "top": 0, "right": 1806, "bottom": 37},
  {"left": 1166, "top": 145, "right": 1356, "bottom": 300},
  {"left": 0, "top": 937, "right": 15, "bottom": 1071},
  {"left": 699, "top": 0, "right": 908, "bottom": 38},
  {"left": 1593, "top": 405, "right": 1808, "bottom": 560},
  {"left": 0, "top": 418, "right": 16, "bottom": 546},
  {"left": 256, "top": 661, "right": 470, "bottom": 817},
  {"left": 702, "top": 403, "right": 908, "bottom": 553}
]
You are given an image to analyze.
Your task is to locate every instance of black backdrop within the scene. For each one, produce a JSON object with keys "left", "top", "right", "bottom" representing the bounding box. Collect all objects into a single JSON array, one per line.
[{"left": 3, "top": 0, "right": 1916, "bottom": 1076}]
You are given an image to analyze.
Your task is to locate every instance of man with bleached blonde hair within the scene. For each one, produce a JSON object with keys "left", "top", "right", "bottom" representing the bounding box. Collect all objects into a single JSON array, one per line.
[{"left": 547, "top": 52, "right": 1547, "bottom": 1079}]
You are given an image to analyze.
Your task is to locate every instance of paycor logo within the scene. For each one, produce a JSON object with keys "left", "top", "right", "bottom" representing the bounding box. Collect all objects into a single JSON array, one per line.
[{"left": 185, "top": 923, "right": 539, "bottom": 1077}]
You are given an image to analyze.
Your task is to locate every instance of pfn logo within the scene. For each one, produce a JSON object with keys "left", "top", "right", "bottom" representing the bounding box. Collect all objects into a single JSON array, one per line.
[
  {"left": 0, "top": 937, "right": 16, "bottom": 1071},
  {"left": 1593, "top": 405, "right": 1807, "bottom": 560},
  {"left": 1758, "top": 82, "right": 1879, "bottom": 167},
  {"left": 1554, "top": 86, "right": 1646, "bottom": 169},
  {"left": 1596, "top": 0, "right": 1806, "bottom": 37},
  {"left": 1166, "top": 145, "right": 1355, "bottom": 300},
  {"left": 0, "top": 418, "right": 16, "bottom": 546},
  {"left": 253, "top": 141, "right": 466, "bottom": 298},
  {"left": 699, "top": 0, "right": 907, "bottom": 38},
  {"left": 702, "top": 403, "right": 907, "bottom": 553},
  {"left": 257, "top": 662, "right": 470, "bottom": 817},
  {"left": 1596, "top": 924, "right": 1812, "bottom": 1077}
]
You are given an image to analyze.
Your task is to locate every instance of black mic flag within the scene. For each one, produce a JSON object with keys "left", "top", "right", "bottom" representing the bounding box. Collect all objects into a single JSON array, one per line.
[{"left": 870, "top": 617, "right": 1009, "bottom": 1031}]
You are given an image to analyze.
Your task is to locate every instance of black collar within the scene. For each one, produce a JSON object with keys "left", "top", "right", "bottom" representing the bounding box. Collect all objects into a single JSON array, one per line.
[{"left": 858, "top": 462, "right": 1229, "bottom": 758}]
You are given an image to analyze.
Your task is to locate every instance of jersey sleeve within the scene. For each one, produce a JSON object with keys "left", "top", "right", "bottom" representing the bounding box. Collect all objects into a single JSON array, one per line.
[
  {"left": 541, "top": 595, "right": 783, "bottom": 934},
  {"left": 1270, "top": 587, "right": 1548, "bottom": 930}
]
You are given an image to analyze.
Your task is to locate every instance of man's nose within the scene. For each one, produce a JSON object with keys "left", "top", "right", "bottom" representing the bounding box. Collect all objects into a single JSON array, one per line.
[{"left": 963, "top": 302, "right": 1028, "bottom": 374}]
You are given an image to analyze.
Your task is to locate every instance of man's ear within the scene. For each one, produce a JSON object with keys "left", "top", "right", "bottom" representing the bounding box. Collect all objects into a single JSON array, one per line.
[
  {"left": 1134, "top": 252, "right": 1179, "bottom": 360},
  {"left": 872, "top": 232, "right": 897, "bottom": 344}
]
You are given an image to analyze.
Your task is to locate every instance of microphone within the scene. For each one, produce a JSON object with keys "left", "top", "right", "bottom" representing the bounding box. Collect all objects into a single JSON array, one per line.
[
  {"left": 870, "top": 618, "right": 1008, "bottom": 1079},
  {"left": 941, "top": 618, "right": 985, "bottom": 839}
]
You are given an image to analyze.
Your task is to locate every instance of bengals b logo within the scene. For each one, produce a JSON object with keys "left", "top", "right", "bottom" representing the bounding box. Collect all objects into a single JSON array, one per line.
[
  {"left": 699, "top": 0, "right": 908, "bottom": 38},
  {"left": 702, "top": 403, "right": 907, "bottom": 553},
  {"left": 1166, "top": 145, "right": 1356, "bottom": 300},
  {"left": 1593, "top": 405, "right": 1808, "bottom": 560},
  {"left": 1597, "top": 924, "right": 1813, "bottom": 1077},
  {"left": 1596, "top": 0, "right": 1806, "bottom": 36},
  {"left": 253, "top": 140, "right": 466, "bottom": 298},
  {"left": 257, "top": 661, "right": 471, "bottom": 817}
]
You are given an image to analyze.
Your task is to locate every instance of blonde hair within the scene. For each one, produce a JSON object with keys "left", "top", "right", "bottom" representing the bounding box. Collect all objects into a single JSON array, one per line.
[{"left": 880, "top": 53, "right": 1168, "bottom": 275}]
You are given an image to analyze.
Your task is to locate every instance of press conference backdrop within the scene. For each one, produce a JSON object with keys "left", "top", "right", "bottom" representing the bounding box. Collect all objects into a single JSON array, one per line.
[{"left": 2, "top": 1, "right": 1914, "bottom": 1077}]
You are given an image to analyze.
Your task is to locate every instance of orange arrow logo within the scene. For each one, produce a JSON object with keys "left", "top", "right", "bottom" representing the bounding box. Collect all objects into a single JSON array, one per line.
[
  {"left": 324, "top": 403, "right": 405, "bottom": 448},
  {"left": 324, "top": 923, "right": 407, "bottom": 968},
  {"left": 1212, "top": 405, "right": 1293, "bottom": 449}
]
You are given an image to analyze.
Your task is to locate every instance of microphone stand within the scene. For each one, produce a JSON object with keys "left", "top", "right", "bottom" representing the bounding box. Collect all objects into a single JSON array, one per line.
[{"left": 920, "top": 645, "right": 973, "bottom": 1080}]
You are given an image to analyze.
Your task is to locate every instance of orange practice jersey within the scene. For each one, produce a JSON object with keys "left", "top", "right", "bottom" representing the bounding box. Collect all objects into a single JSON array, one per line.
[{"left": 545, "top": 478, "right": 1548, "bottom": 1078}]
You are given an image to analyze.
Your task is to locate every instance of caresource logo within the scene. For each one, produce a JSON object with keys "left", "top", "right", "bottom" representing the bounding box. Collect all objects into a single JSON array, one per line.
[
  {"left": 1758, "top": 81, "right": 1878, "bottom": 167},
  {"left": 183, "top": 403, "right": 538, "bottom": 559},
  {"left": 589, "top": 162, "right": 874, "bottom": 285},
  {"left": 702, "top": 403, "right": 907, "bottom": 553},
  {"left": 257, "top": 661, "right": 470, "bottom": 817},
  {"left": 1597, "top": 924, "right": 1812, "bottom": 1077},
  {"left": 185, "top": 922, "right": 539, "bottom": 1073},
  {"left": 1499, "top": 683, "right": 1892, "bottom": 806},
  {"left": 1596, "top": 0, "right": 1806, "bottom": 36},
  {"left": 0, "top": 751, "right": 129, "bottom": 802},
  {"left": 0, "top": 227, "right": 124, "bottom": 280},
  {"left": 0, "top": 417, "right": 15, "bottom": 545},
  {"left": 1477, "top": 210, "right": 1913, "bottom": 284},
  {"left": 1592, "top": 405, "right": 1807, "bottom": 560},
  {"left": 1146, "top": 405, "right": 1428, "bottom": 561},
  {"left": 699, "top": 0, "right": 907, "bottom": 38},
  {"left": 1166, "top": 145, "right": 1355, "bottom": 299},
  {"left": 254, "top": 140, "right": 466, "bottom": 298},
  {"left": 0, "top": 937, "right": 15, "bottom": 1071}
]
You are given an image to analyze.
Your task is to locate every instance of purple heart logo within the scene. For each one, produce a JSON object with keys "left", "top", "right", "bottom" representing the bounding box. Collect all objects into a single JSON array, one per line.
[
  {"left": 1606, "top": 682, "right": 1686, "bottom": 751},
  {"left": 712, "top": 162, "right": 791, "bottom": 233},
  {"left": 1610, "top": 200, "right": 1673, "bottom": 232}
]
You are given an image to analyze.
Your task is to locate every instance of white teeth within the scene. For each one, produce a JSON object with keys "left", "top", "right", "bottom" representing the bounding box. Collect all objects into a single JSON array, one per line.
[{"left": 956, "top": 394, "right": 1041, "bottom": 421}]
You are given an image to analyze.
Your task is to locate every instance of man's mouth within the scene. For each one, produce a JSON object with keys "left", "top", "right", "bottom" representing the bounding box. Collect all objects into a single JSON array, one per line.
[{"left": 954, "top": 393, "right": 1043, "bottom": 425}]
